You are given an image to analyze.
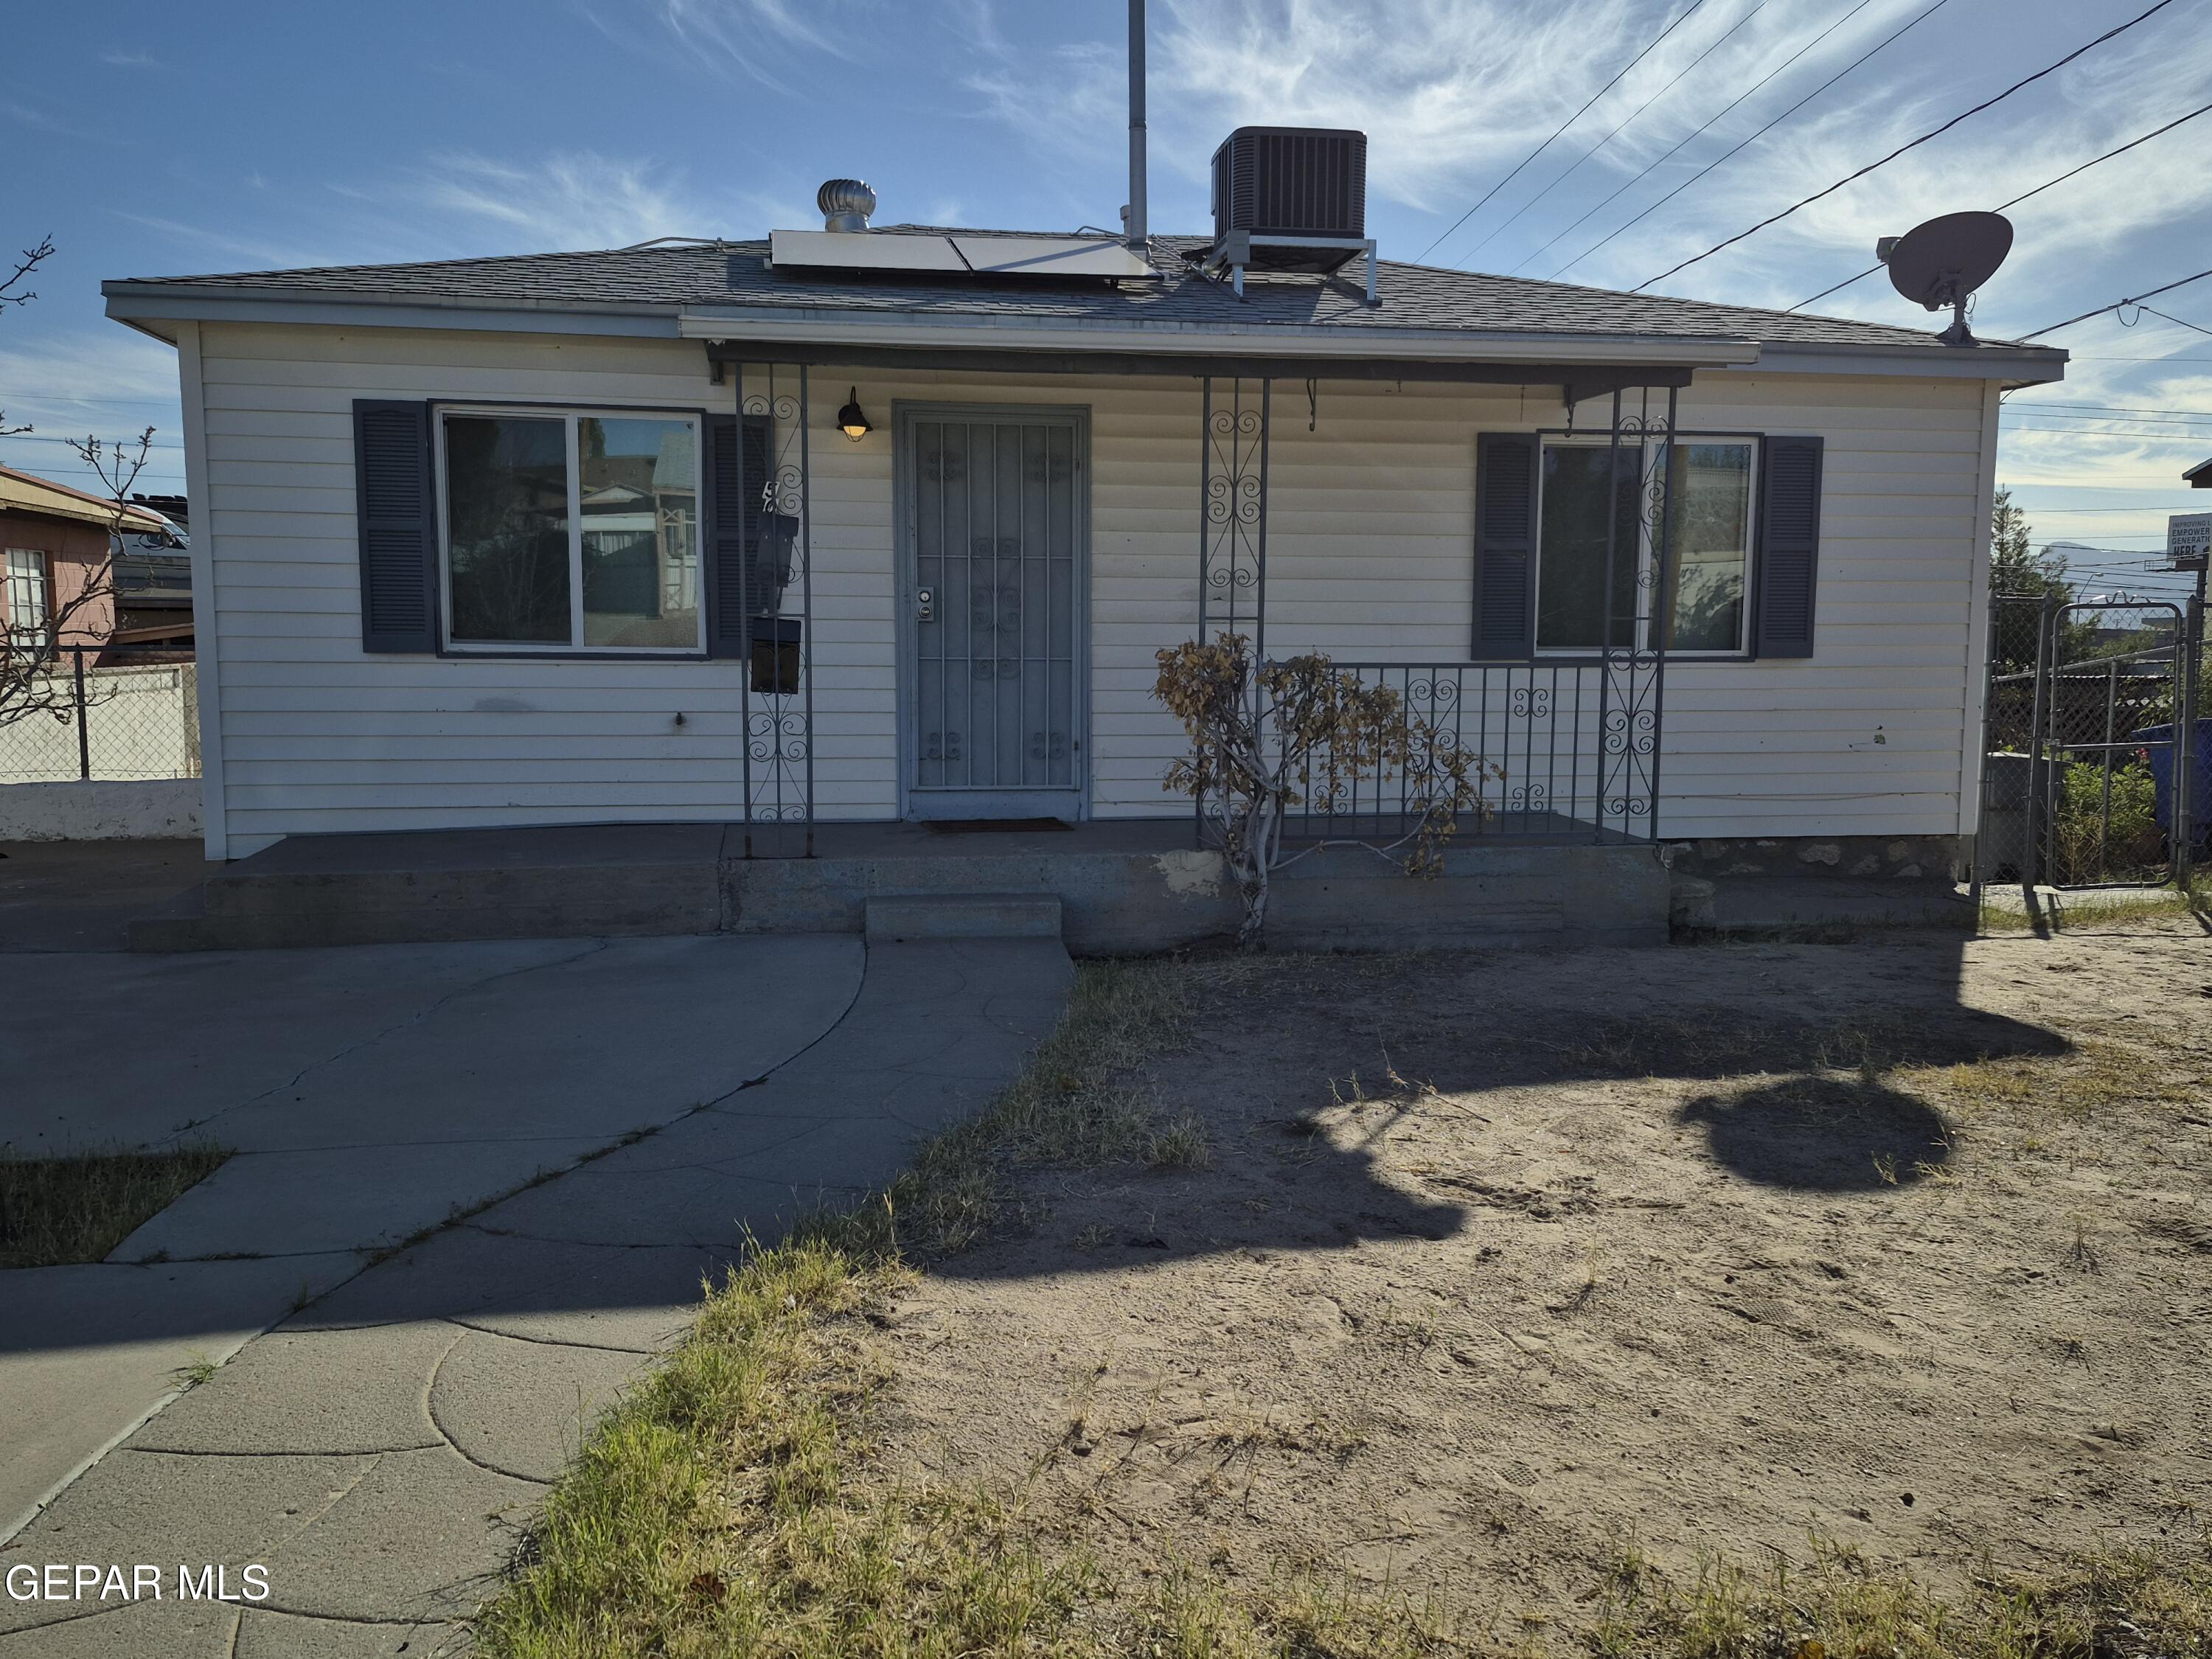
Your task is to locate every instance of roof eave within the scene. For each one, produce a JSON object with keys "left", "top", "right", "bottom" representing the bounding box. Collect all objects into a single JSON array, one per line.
[
  {"left": 102, "top": 280, "right": 688, "bottom": 340},
  {"left": 675, "top": 306, "right": 1763, "bottom": 368},
  {"left": 1748, "top": 338, "right": 2067, "bottom": 383}
]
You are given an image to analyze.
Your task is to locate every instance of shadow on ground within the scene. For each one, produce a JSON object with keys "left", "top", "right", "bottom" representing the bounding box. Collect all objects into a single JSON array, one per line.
[
  {"left": 930, "top": 933, "right": 2068, "bottom": 1281},
  {"left": 1677, "top": 1076, "right": 1954, "bottom": 1191}
]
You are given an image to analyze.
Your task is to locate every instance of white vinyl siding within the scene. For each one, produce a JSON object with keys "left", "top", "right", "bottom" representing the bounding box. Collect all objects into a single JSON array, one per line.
[{"left": 191, "top": 321, "right": 1992, "bottom": 853}]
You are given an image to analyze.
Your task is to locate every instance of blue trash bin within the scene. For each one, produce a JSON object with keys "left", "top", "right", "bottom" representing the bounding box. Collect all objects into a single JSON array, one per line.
[{"left": 2129, "top": 718, "right": 2212, "bottom": 849}]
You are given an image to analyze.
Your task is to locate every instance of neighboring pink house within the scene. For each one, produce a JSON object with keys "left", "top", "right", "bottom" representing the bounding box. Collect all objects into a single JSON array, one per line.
[{"left": 0, "top": 464, "right": 172, "bottom": 651}]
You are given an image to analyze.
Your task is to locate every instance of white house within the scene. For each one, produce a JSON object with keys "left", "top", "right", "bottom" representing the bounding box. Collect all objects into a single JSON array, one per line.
[{"left": 103, "top": 151, "right": 2063, "bottom": 890}]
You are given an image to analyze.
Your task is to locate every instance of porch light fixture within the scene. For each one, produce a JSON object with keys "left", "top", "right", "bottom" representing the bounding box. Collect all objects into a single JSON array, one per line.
[{"left": 836, "top": 388, "right": 872, "bottom": 442}]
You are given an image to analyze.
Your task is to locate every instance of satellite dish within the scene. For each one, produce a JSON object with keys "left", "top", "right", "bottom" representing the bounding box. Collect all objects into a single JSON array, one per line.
[{"left": 1877, "top": 211, "right": 2013, "bottom": 346}]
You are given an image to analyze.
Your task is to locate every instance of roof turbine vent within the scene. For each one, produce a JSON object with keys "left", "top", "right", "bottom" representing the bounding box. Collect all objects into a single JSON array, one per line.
[{"left": 818, "top": 179, "right": 876, "bottom": 234}]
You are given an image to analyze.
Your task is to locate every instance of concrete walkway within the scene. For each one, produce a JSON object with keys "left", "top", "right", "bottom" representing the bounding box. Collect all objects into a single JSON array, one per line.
[{"left": 1, "top": 934, "right": 1071, "bottom": 1654}]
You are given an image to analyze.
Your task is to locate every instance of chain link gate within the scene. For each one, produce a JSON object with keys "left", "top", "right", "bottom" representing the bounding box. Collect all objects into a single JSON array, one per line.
[{"left": 1976, "top": 592, "right": 2202, "bottom": 890}]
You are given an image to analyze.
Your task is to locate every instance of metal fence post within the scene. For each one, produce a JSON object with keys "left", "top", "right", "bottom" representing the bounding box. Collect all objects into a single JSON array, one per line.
[
  {"left": 72, "top": 646, "right": 91, "bottom": 780},
  {"left": 2023, "top": 595, "right": 2055, "bottom": 887},
  {"left": 2180, "top": 585, "right": 2204, "bottom": 884}
]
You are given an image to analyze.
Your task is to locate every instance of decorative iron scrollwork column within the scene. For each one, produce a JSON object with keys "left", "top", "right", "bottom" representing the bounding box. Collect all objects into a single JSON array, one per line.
[
  {"left": 738, "top": 362, "right": 815, "bottom": 857},
  {"left": 1594, "top": 383, "right": 1677, "bottom": 844},
  {"left": 1197, "top": 377, "right": 1270, "bottom": 655}
]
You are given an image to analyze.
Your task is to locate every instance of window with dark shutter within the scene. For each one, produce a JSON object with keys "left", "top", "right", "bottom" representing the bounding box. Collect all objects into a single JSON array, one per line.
[
  {"left": 1753, "top": 435, "right": 1824, "bottom": 659},
  {"left": 1472, "top": 432, "right": 1538, "bottom": 659},
  {"left": 353, "top": 400, "right": 437, "bottom": 653}
]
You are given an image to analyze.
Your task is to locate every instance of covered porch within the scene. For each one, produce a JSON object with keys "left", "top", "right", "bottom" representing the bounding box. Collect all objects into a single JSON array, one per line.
[{"left": 698, "top": 335, "right": 1731, "bottom": 860}]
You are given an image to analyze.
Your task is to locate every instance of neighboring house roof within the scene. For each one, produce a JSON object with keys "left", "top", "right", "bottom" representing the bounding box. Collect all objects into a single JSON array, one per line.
[
  {"left": 102, "top": 229, "right": 2065, "bottom": 377},
  {"left": 0, "top": 463, "right": 171, "bottom": 535},
  {"left": 2186, "top": 456, "right": 2211, "bottom": 487}
]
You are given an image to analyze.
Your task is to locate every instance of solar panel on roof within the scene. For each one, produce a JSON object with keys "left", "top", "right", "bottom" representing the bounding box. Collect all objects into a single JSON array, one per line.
[
  {"left": 947, "top": 236, "right": 1157, "bottom": 278},
  {"left": 768, "top": 230, "right": 967, "bottom": 273},
  {"left": 767, "top": 229, "right": 1158, "bottom": 280}
]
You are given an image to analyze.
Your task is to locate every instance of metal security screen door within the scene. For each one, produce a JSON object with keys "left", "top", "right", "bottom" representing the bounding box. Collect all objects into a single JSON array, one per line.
[{"left": 902, "top": 408, "right": 1088, "bottom": 819}]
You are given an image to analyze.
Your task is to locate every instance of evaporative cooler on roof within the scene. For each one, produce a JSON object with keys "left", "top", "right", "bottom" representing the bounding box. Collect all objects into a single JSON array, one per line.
[
  {"left": 1209, "top": 127, "right": 1367, "bottom": 271},
  {"left": 1198, "top": 126, "right": 1377, "bottom": 305}
]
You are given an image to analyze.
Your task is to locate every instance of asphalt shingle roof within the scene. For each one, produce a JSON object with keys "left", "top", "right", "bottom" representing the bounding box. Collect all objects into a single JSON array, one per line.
[{"left": 112, "top": 229, "right": 1975, "bottom": 352}]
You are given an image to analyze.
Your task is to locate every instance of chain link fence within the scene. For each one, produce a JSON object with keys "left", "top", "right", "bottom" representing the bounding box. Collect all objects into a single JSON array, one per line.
[
  {"left": 0, "top": 645, "right": 201, "bottom": 784},
  {"left": 1978, "top": 594, "right": 2203, "bottom": 888}
]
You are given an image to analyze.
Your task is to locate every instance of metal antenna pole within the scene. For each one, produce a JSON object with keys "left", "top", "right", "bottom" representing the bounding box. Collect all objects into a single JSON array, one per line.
[{"left": 1126, "top": 0, "right": 1147, "bottom": 251}]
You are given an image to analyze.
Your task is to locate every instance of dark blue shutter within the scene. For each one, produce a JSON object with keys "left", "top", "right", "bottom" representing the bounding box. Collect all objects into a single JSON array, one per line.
[
  {"left": 352, "top": 400, "right": 437, "bottom": 653},
  {"left": 705, "top": 414, "right": 771, "bottom": 659},
  {"left": 1472, "top": 432, "right": 1538, "bottom": 659},
  {"left": 1754, "top": 435, "right": 1824, "bottom": 659}
]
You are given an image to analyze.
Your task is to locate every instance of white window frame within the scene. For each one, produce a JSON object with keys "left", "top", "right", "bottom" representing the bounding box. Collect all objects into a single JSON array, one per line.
[
  {"left": 4, "top": 548, "right": 53, "bottom": 643},
  {"left": 1534, "top": 434, "right": 1759, "bottom": 659},
  {"left": 432, "top": 404, "right": 706, "bottom": 656}
]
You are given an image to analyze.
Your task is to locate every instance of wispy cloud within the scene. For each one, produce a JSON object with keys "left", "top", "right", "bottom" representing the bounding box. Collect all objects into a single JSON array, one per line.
[
  {"left": 98, "top": 49, "right": 161, "bottom": 69},
  {"left": 411, "top": 152, "right": 711, "bottom": 250},
  {"left": 389, "top": 151, "right": 812, "bottom": 252},
  {"left": 655, "top": 0, "right": 859, "bottom": 88},
  {"left": 0, "top": 327, "right": 185, "bottom": 461},
  {"left": 108, "top": 211, "right": 310, "bottom": 271}
]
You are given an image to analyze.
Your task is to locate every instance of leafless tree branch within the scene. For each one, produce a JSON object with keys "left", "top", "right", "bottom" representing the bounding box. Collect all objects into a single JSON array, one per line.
[
  {"left": 0, "top": 427, "right": 157, "bottom": 731},
  {"left": 1, "top": 234, "right": 58, "bottom": 437}
]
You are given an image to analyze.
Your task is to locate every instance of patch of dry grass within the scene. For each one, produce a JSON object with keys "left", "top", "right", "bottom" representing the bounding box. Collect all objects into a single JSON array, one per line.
[
  {"left": 1590, "top": 1534, "right": 2212, "bottom": 1659},
  {"left": 1916, "top": 1036, "right": 2201, "bottom": 1121},
  {"left": 0, "top": 1141, "right": 230, "bottom": 1267}
]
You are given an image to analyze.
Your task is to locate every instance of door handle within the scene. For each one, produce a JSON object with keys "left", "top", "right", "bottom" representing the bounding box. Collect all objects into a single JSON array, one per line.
[{"left": 916, "top": 587, "right": 934, "bottom": 623}]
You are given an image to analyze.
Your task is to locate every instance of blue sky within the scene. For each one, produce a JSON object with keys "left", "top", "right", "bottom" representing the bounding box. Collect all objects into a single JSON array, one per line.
[{"left": 6, "top": 0, "right": 2210, "bottom": 601}]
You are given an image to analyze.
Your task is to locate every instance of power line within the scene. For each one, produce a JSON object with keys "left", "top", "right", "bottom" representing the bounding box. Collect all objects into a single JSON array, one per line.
[
  {"left": 1416, "top": 0, "right": 1712, "bottom": 264},
  {"left": 1636, "top": 1, "right": 2177, "bottom": 293},
  {"left": 0, "top": 432, "right": 184, "bottom": 451},
  {"left": 1454, "top": 0, "right": 1770, "bottom": 270},
  {"left": 2136, "top": 305, "right": 2212, "bottom": 338},
  {"left": 1790, "top": 97, "right": 2212, "bottom": 310},
  {"left": 1516, "top": 0, "right": 1881, "bottom": 279},
  {"left": 2009, "top": 401, "right": 2212, "bottom": 417},
  {"left": 0, "top": 393, "right": 178, "bottom": 406},
  {"left": 2017, "top": 265, "right": 2212, "bottom": 340},
  {"left": 1555, "top": 0, "right": 1950, "bottom": 282},
  {"left": 2005, "top": 407, "right": 2212, "bottom": 422},
  {"left": 2000, "top": 414, "right": 2212, "bottom": 430}
]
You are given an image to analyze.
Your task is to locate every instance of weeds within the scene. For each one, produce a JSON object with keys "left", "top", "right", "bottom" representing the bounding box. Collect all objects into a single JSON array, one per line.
[
  {"left": 1589, "top": 1534, "right": 2212, "bottom": 1659},
  {"left": 0, "top": 1141, "right": 230, "bottom": 1267},
  {"left": 804, "top": 960, "right": 1192, "bottom": 1260},
  {"left": 1147, "top": 1111, "right": 1213, "bottom": 1172},
  {"left": 172, "top": 1354, "right": 220, "bottom": 1391}
]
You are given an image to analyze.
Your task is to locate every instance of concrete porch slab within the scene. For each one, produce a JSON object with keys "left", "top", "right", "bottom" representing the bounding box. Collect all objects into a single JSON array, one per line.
[{"left": 129, "top": 818, "right": 1672, "bottom": 954}]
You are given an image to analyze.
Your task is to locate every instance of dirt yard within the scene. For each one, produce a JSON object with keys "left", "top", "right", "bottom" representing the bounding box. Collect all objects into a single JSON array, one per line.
[{"left": 877, "top": 920, "right": 2212, "bottom": 1633}]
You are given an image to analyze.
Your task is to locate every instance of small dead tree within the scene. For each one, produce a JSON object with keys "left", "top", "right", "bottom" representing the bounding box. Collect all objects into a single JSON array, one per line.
[
  {"left": 1155, "top": 633, "right": 1499, "bottom": 949},
  {"left": 0, "top": 428, "right": 159, "bottom": 732}
]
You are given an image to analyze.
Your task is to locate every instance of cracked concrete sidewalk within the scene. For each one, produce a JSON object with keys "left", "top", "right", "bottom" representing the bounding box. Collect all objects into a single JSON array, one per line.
[{"left": 2, "top": 933, "right": 1071, "bottom": 1655}]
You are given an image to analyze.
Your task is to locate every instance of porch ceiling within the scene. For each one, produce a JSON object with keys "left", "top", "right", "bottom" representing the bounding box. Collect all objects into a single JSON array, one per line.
[{"left": 698, "top": 338, "right": 1703, "bottom": 394}]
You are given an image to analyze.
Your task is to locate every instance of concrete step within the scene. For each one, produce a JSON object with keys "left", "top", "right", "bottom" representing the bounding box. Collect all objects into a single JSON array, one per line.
[{"left": 863, "top": 892, "right": 1062, "bottom": 942}]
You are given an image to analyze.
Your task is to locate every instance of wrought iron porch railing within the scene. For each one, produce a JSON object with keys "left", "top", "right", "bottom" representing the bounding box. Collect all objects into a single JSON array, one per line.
[{"left": 1276, "top": 657, "right": 1664, "bottom": 847}]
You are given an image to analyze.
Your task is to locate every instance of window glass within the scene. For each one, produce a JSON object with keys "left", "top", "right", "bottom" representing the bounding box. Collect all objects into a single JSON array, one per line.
[
  {"left": 1536, "top": 445, "right": 1639, "bottom": 650},
  {"left": 445, "top": 415, "right": 569, "bottom": 644},
  {"left": 5, "top": 549, "right": 52, "bottom": 643},
  {"left": 1536, "top": 438, "right": 1754, "bottom": 655},
  {"left": 580, "top": 417, "right": 700, "bottom": 649},
  {"left": 1660, "top": 442, "right": 1753, "bottom": 653}
]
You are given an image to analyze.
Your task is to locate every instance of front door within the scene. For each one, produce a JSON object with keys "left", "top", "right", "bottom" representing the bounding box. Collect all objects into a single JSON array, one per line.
[{"left": 902, "top": 407, "right": 1086, "bottom": 819}]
